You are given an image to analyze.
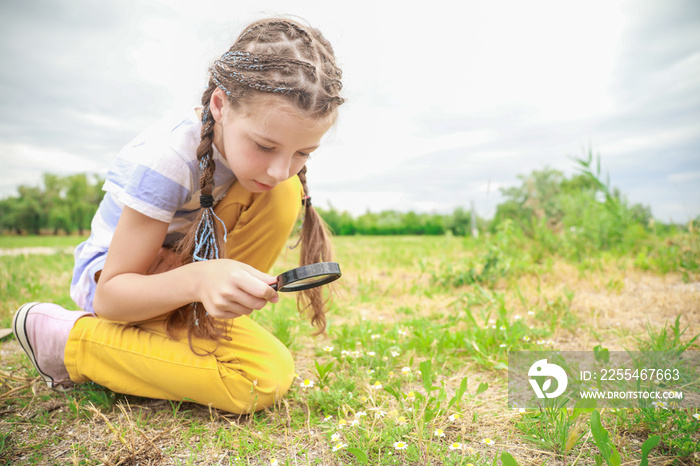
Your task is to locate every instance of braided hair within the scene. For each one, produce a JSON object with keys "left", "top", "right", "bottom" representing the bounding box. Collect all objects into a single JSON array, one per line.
[{"left": 168, "top": 18, "right": 344, "bottom": 343}]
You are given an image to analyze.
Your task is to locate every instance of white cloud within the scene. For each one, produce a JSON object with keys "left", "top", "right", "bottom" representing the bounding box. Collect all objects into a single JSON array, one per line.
[
  {"left": 0, "top": 143, "right": 105, "bottom": 178},
  {"left": 668, "top": 171, "right": 700, "bottom": 183},
  {"left": 0, "top": 143, "right": 107, "bottom": 197},
  {"left": 600, "top": 126, "right": 699, "bottom": 162},
  {"left": 0, "top": 0, "right": 698, "bottom": 223}
]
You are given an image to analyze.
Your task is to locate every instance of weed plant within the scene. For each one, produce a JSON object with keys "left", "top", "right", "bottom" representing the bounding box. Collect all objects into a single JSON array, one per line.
[{"left": 430, "top": 155, "right": 699, "bottom": 293}]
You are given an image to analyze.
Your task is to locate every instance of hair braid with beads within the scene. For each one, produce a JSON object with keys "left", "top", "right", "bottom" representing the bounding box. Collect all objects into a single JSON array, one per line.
[{"left": 168, "top": 18, "right": 344, "bottom": 344}]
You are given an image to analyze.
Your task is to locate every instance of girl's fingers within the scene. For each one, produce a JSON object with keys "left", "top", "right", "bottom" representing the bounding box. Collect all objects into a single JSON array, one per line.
[
  {"left": 232, "top": 265, "right": 279, "bottom": 302},
  {"left": 227, "top": 291, "right": 268, "bottom": 311},
  {"left": 203, "top": 297, "right": 257, "bottom": 319},
  {"left": 237, "top": 262, "right": 278, "bottom": 286},
  {"left": 198, "top": 260, "right": 279, "bottom": 318}
]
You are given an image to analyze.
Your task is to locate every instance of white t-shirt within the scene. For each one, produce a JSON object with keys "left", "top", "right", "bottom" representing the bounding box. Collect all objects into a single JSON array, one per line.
[{"left": 70, "top": 109, "right": 236, "bottom": 313}]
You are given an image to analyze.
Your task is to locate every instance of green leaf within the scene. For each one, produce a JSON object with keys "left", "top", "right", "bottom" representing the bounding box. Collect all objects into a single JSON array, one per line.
[
  {"left": 593, "top": 345, "right": 609, "bottom": 364},
  {"left": 571, "top": 398, "right": 597, "bottom": 420},
  {"left": 640, "top": 435, "right": 661, "bottom": 466},
  {"left": 500, "top": 451, "right": 519, "bottom": 466},
  {"left": 437, "top": 380, "right": 447, "bottom": 402},
  {"left": 346, "top": 448, "right": 368, "bottom": 464},
  {"left": 420, "top": 360, "right": 435, "bottom": 393},
  {"left": 383, "top": 386, "right": 401, "bottom": 403},
  {"left": 590, "top": 410, "right": 611, "bottom": 459},
  {"left": 590, "top": 410, "right": 621, "bottom": 466},
  {"left": 476, "top": 381, "right": 489, "bottom": 396},
  {"left": 447, "top": 376, "right": 468, "bottom": 410},
  {"left": 424, "top": 405, "right": 438, "bottom": 423},
  {"left": 610, "top": 449, "right": 621, "bottom": 466},
  {"left": 493, "top": 361, "right": 509, "bottom": 370}
]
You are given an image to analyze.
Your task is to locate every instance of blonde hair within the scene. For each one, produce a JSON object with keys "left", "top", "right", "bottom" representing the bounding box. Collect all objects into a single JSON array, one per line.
[{"left": 169, "top": 18, "right": 344, "bottom": 344}]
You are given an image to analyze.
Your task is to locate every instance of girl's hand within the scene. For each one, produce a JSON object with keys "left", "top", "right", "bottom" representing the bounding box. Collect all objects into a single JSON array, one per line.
[
  {"left": 96, "top": 207, "right": 279, "bottom": 323},
  {"left": 197, "top": 259, "right": 279, "bottom": 319}
]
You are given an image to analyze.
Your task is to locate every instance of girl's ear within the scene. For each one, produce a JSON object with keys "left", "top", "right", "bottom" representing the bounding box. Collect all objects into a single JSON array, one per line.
[{"left": 209, "top": 88, "right": 228, "bottom": 123}]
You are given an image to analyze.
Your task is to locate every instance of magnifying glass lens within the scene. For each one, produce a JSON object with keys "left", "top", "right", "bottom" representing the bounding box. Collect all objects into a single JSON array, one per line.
[
  {"left": 272, "top": 262, "right": 342, "bottom": 292},
  {"left": 278, "top": 273, "right": 338, "bottom": 292}
]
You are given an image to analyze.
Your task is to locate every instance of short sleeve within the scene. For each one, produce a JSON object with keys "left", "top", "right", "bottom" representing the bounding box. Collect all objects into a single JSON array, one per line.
[{"left": 103, "top": 142, "right": 195, "bottom": 223}]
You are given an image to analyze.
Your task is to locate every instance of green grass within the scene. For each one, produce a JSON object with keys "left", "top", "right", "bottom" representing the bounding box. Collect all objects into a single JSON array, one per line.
[
  {"left": 1, "top": 234, "right": 698, "bottom": 465},
  {"left": 0, "top": 253, "right": 77, "bottom": 327},
  {"left": 0, "top": 234, "right": 87, "bottom": 249}
]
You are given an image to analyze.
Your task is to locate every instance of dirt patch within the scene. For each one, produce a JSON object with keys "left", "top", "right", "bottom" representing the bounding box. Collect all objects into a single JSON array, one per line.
[
  {"left": 572, "top": 277, "right": 699, "bottom": 347},
  {"left": 492, "top": 262, "right": 700, "bottom": 351}
]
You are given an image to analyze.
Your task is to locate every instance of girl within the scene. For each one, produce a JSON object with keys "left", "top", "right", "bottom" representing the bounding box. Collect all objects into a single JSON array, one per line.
[{"left": 12, "top": 17, "right": 344, "bottom": 414}]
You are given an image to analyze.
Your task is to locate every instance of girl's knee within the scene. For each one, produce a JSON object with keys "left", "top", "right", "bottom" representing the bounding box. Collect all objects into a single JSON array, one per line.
[
  {"left": 218, "top": 340, "right": 295, "bottom": 414},
  {"left": 250, "top": 344, "right": 295, "bottom": 410}
]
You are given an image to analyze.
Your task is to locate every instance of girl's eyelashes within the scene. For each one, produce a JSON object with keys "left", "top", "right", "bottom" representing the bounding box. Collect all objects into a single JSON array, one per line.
[
  {"left": 255, "top": 140, "right": 313, "bottom": 158},
  {"left": 256, "top": 143, "right": 274, "bottom": 153}
]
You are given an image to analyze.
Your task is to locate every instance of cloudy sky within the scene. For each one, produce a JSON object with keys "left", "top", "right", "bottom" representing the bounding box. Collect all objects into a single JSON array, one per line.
[{"left": 1, "top": 0, "right": 698, "bottom": 222}]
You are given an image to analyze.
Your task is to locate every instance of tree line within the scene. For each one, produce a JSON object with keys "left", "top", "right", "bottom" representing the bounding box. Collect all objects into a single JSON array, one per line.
[
  {"left": 0, "top": 155, "right": 686, "bottom": 241},
  {"left": 0, "top": 173, "right": 483, "bottom": 237},
  {"left": 318, "top": 153, "right": 665, "bottom": 240},
  {"left": 0, "top": 174, "right": 105, "bottom": 235},
  {"left": 316, "top": 206, "right": 482, "bottom": 236}
]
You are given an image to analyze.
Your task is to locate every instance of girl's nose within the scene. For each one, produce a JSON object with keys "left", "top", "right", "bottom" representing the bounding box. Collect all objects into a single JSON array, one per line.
[{"left": 267, "top": 155, "right": 291, "bottom": 183}]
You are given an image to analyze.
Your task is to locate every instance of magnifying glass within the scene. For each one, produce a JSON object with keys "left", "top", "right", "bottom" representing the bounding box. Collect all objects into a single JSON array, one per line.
[{"left": 270, "top": 262, "right": 342, "bottom": 292}]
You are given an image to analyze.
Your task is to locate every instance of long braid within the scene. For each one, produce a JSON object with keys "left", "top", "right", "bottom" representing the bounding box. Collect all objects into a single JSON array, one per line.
[
  {"left": 169, "top": 17, "right": 344, "bottom": 342},
  {"left": 296, "top": 164, "right": 334, "bottom": 333},
  {"left": 167, "top": 85, "right": 230, "bottom": 344}
]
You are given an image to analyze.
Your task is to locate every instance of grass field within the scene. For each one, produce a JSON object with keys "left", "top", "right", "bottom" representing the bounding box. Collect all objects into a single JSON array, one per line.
[{"left": 0, "top": 234, "right": 698, "bottom": 465}]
